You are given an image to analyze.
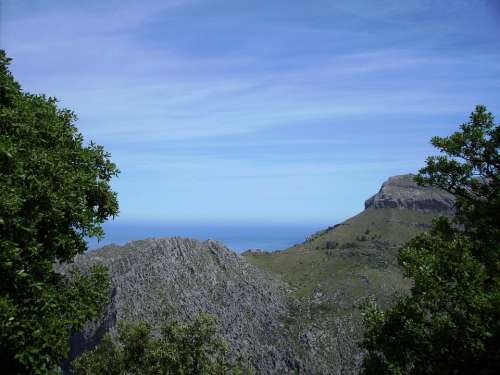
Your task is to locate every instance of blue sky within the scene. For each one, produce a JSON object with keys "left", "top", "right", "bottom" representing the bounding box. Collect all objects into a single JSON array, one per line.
[{"left": 2, "top": 0, "right": 500, "bottom": 225}]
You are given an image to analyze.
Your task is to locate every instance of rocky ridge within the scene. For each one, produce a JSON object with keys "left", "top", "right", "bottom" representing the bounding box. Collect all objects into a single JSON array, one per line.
[
  {"left": 63, "top": 238, "right": 307, "bottom": 374},
  {"left": 364, "top": 174, "right": 454, "bottom": 212}
]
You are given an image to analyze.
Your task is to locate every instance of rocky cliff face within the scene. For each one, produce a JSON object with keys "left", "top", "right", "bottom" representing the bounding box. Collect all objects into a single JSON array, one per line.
[
  {"left": 62, "top": 238, "right": 307, "bottom": 374},
  {"left": 364, "top": 174, "right": 454, "bottom": 212}
]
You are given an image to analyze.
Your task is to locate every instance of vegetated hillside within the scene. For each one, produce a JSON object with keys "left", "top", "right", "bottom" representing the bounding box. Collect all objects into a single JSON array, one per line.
[
  {"left": 243, "top": 174, "right": 454, "bottom": 372},
  {"left": 245, "top": 174, "right": 454, "bottom": 297}
]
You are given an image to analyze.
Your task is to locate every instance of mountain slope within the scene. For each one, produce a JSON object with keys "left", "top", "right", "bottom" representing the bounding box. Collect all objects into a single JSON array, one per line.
[
  {"left": 63, "top": 174, "right": 454, "bottom": 374},
  {"left": 62, "top": 238, "right": 306, "bottom": 374},
  {"left": 243, "top": 174, "right": 454, "bottom": 372},
  {"left": 244, "top": 174, "right": 454, "bottom": 298}
]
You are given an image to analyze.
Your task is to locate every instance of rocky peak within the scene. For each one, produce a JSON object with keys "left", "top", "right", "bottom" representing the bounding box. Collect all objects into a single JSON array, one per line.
[
  {"left": 364, "top": 174, "right": 454, "bottom": 212},
  {"left": 62, "top": 237, "right": 306, "bottom": 374}
]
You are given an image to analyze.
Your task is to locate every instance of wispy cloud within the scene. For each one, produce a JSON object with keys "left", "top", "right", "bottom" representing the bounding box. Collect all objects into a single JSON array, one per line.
[{"left": 2, "top": 0, "right": 500, "bottom": 222}]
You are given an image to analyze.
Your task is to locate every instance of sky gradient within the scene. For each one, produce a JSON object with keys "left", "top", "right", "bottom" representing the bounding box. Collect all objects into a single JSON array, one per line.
[{"left": 2, "top": 0, "right": 500, "bottom": 225}]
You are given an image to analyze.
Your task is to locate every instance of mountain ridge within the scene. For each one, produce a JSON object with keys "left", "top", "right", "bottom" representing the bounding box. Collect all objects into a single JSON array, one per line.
[
  {"left": 62, "top": 238, "right": 309, "bottom": 374},
  {"left": 63, "top": 174, "right": 455, "bottom": 374}
]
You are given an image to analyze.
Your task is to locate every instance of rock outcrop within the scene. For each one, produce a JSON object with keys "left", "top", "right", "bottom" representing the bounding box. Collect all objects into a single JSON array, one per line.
[
  {"left": 365, "top": 174, "right": 454, "bottom": 212},
  {"left": 62, "top": 238, "right": 305, "bottom": 374}
]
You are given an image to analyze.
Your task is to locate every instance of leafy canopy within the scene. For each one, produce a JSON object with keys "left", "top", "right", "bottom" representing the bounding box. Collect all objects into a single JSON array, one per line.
[
  {"left": 361, "top": 105, "right": 500, "bottom": 374},
  {"left": 72, "top": 313, "right": 252, "bottom": 375},
  {"left": 0, "top": 50, "right": 118, "bottom": 374}
]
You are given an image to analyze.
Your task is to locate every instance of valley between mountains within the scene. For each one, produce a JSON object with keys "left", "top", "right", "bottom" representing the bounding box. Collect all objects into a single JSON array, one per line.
[{"left": 63, "top": 174, "right": 454, "bottom": 374}]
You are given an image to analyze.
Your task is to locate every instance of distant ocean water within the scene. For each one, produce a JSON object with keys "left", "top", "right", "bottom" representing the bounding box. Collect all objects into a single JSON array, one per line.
[{"left": 86, "top": 220, "right": 332, "bottom": 253}]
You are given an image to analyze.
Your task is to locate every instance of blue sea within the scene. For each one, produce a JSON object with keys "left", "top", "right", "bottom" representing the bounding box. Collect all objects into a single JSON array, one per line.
[{"left": 86, "top": 220, "right": 332, "bottom": 253}]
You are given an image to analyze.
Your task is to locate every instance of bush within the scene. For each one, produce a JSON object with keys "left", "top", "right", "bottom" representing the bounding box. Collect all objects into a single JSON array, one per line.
[
  {"left": 339, "top": 242, "right": 360, "bottom": 249},
  {"left": 325, "top": 241, "right": 338, "bottom": 250},
  {"left": 72, "top": 313, "right": 252, "bottom": 375}
]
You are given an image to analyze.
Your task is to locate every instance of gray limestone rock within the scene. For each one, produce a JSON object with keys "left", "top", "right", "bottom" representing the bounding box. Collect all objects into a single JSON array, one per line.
[
  {"left": 365, "top": 174, "right": 454, "bottom": 212},
  {"left": 61, "top": 238, "right": 306, "bottom": 374}
]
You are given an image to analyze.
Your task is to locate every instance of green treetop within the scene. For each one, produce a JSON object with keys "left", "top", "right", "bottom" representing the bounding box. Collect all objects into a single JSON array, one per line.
[
  {"left": 361, "top": 105, "right": 500, "bottom": 374},
  {"left": 0, "top": 50, "right": 119, "bottom": 374}
]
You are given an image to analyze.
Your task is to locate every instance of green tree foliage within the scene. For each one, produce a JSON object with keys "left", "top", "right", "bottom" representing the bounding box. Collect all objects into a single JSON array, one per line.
[
  {"left": 0, "top": 50, "right": 119, "bottom": 373},
  {"left": 72, "top": 314, "right": 252, "bottom": 375},
  {"left": 361, "top": 105, "right": 500, "bottom": 374}
]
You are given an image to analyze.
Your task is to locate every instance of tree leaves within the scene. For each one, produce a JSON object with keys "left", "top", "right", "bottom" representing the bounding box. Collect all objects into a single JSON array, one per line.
[
  {"left": 71, "top": 314, "right": 251, "bottom": 375},
  {"left": 0, "top": 49, "right": 118, "bottom": 373},
  {"left": 361, "top": 106, "right": 500, "bottom": 374}
]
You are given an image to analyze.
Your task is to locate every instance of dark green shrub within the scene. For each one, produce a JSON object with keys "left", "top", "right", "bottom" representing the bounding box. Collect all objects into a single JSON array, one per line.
[{"left": 72, "top": 314, "right": 252, "bottom": 375}]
